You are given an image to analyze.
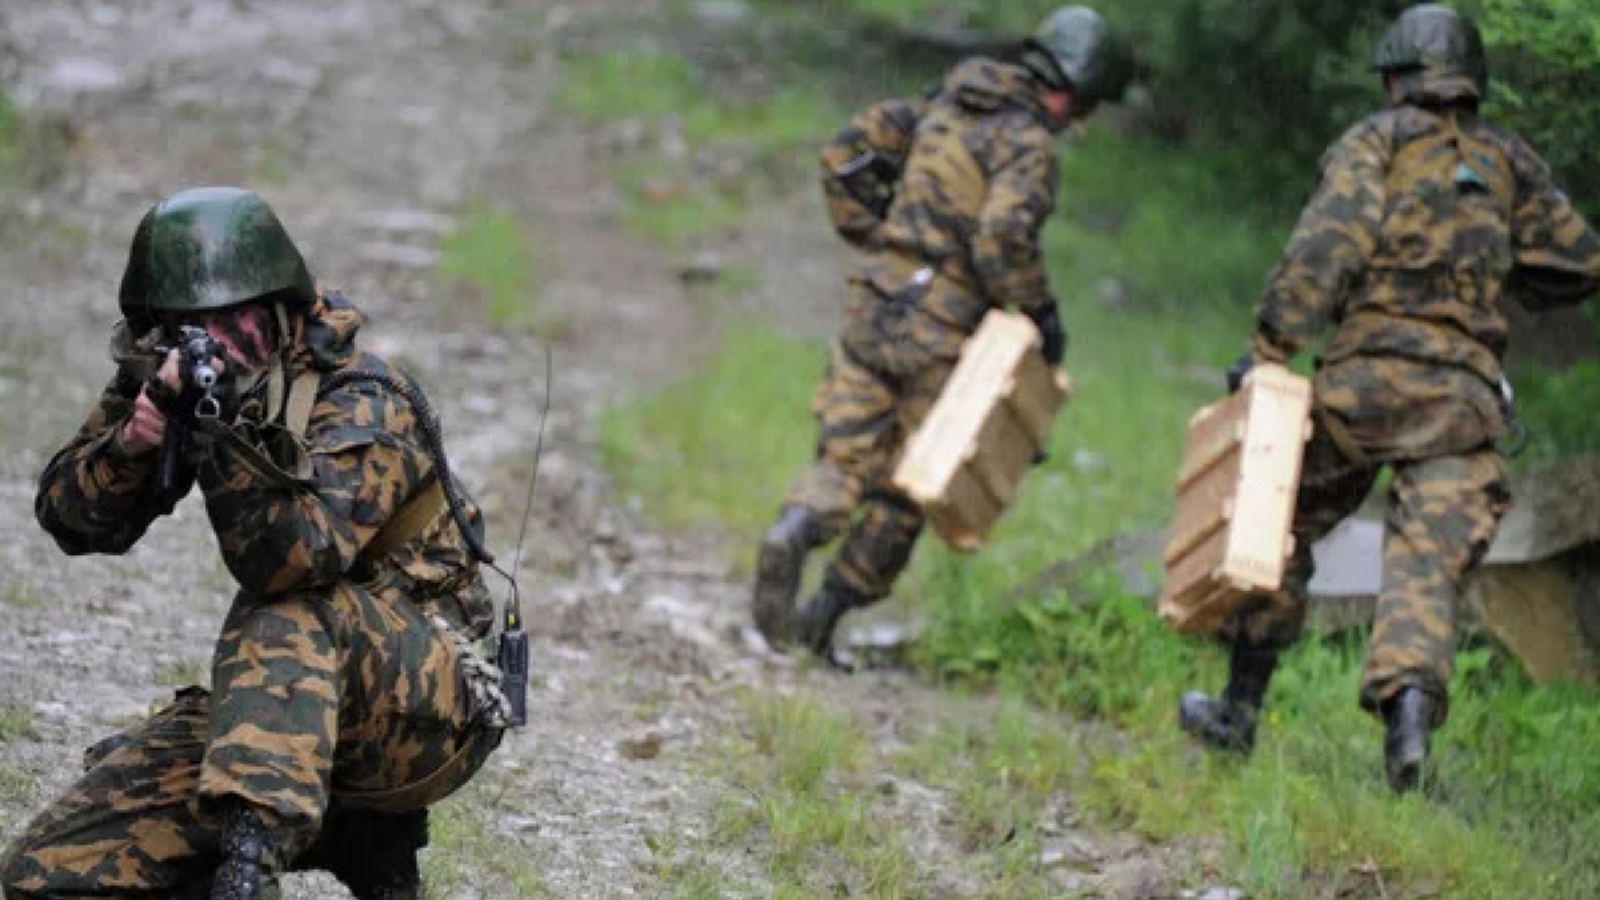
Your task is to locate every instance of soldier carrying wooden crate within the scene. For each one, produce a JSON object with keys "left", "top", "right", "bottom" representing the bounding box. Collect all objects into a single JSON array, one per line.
[
  {"left": 1175, "top": 3, "right": 1600, "bottom": 792},
  {"left": 750, "top": 7, "right": 1130, "bottom": 665}
]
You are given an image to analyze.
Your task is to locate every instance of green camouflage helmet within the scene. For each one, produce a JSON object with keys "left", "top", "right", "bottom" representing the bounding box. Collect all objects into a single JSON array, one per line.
[
  {"left": 118, "top": 186, "right": 315, "bottom": 323},
  {"left": 1020, "top": 6, "right": 1129, "bottom": 105},
  {"left": 1369, "top": 4, "right": 1487, "bottom": 102}
]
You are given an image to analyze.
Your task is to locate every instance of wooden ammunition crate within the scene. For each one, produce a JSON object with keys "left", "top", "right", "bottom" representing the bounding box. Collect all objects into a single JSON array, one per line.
[
  {"left": 1159, "top": 364, "right": 1313, "bottom": 636},
  {"left": 892, "top": 310, "right": 1071, "bottom": 552}
]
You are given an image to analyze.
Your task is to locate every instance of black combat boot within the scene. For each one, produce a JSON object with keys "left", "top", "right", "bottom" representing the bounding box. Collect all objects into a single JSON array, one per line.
[
  {"left": 211, "top": 802, "right": 275, "bottom": 900},
  {"left": 795, "top": 576, "right": 868, "bottom": 670},
  {"left": 1383, "top": 687, "right": 1434, "bottom": 793},
  {"left": 752, "top": 506, "right": 820, "bottom": 648},
  {"left": 1178, "top": 642, "right": 1280, "bottom": 755},
  {"left": 296, "top": 806, "right": 427, "bottom": 900}
]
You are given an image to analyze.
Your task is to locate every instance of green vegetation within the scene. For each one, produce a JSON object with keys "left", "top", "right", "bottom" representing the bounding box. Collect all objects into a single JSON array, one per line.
[
  {"left": 0, "top": 763, "right": 31, "bottom": 805},
  {"left": 424, "top": 774, "right": 553, "bottom": 898},
  {"left": 0, "top": 91, "right": 23, "bottom": 179},
  {"left": 2, "top": 582, "right": 47, "bottom": 610},
  {"left": 155, "top": 657, "right": 210, "bottom": 689},
  {"left": 707, "top": 693, "right": 921, "bottom": 897},
  {"left": 593, "top": 5, "right": 1600, "bottom": 897},
  {"left": 1509, "top": 360, "right": 1600, "bottom": 466},
  {"left": 0, "top": 704, "right": 36, "bottom": 744},
  {"left": 600, "top": 120, "right": 1600, "bottom": 896},
  {"left": 597, "top": 325, "right": 820, "bottom": 537},
  {"left": 1478, "top": 0, "right": 1600, "bottom": 202},
  {"left": 555, "top": 49, "right": 839, "bottom": 243},
  {"left": 753, "top": 0, "right": 1600, "bottom": 211},
  {"left": 437, "top": 205, "right": 545, "bottom": 331}
]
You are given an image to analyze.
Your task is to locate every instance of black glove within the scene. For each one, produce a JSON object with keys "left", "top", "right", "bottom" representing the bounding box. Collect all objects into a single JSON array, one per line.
[
  {"left": 1225, "top": 352, "right": 1254, "bottom": 394},
  {"left": 1027, "top": 303, "right": 1066, "bottom": 367}
]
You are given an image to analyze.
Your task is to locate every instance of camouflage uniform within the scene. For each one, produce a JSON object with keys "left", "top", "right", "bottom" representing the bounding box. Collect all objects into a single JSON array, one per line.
[
  {"left": 1183, "top": 5, "right": 1600, "bottom": 787},
  {"left": 763, "top": 56, "right": 1066, "bottom": 652},
  {"left": 2, "top": 291, "right": 507, "bottom": 899}
]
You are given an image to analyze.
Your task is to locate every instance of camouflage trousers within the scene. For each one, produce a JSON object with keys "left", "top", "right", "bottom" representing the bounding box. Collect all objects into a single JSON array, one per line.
[
  {"left": 1, "top": 577, "right": 504, "bottom": 899},
  {"left": 1228, "top": 417, "right": 1509, "bottom": 725},
  {"left": 785, "top": 323, "right": 958, "bottom": 601}
]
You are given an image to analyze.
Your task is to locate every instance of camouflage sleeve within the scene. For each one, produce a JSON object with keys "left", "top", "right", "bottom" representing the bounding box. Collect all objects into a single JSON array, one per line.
[
  {"left": 820, "top": 96, "right": 927, "bottom": 249},
  {"left": 34, "top": 370, "right": 171, "bottom": 555},
  {"left": 971, "top": 122, "right": 1059, "bottom": 313},
  {"left": 1504, "top": 136, "right": 1600, "bottom": 310},
  {"left": 1252, "top": 120, "right": 1389, "bottom": 364},
  {"left": 196, "top": 374, "right": 432, "bottom": 597}
]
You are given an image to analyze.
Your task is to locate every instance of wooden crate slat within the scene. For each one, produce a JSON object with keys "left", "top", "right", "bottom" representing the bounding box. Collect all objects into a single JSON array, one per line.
[
  {"left": 1159, "top": 364, "right": 1312, "bottom": 636},
  {"left": 892, "top": 310, "right": 1071, "bottom": 551}
]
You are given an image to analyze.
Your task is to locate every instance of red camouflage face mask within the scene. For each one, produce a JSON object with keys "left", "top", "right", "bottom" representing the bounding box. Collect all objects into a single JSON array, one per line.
[{"left": 168, "top": 303, "right": 279, "bottom": 376}]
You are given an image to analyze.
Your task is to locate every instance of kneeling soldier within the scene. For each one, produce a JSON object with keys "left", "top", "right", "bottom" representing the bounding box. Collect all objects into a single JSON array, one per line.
[{"left": 2, "top": 187, "right": 512, "bottom": 899}]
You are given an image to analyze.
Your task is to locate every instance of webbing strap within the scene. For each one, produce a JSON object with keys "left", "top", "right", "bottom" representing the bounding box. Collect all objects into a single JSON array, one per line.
[
  {"left": 362, "top": 478, "right": 448, "bottom": 562},
  {"left": 284, "top": 371, "right": 321, "bottom": 439}
]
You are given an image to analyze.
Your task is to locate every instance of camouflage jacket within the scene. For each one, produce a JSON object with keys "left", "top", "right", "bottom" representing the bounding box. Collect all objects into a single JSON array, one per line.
[
  {"left": 821, "top": 58, "right": 1060, "bottom": 351},
  {"left": 35, "top": 293, "right": 494, "bottom": 637},
  {"left": 1253, "top": 104, "right": 1600, "bottom": 458}
]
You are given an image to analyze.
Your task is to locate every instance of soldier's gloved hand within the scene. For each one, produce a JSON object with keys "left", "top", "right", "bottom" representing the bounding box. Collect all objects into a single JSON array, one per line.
[
  {"left": 1225, "top": 353, "right": 1254, "bottom": 394},
  {"left": 1027, "top": 303, "right": 1066, "bottom": 367},
  {"left": 118, "top": 349, "right": 182, "bottom": 454}
]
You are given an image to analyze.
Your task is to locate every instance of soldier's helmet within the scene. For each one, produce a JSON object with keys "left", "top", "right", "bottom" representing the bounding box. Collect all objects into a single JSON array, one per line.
[
  {"left": 119, "top": 186, "right": 316, "bottom": 325},
  {"left": 1369, "top": 4, "right": 1488, "bottom": 103},
  {"left": 1020, "top": 6, "right": 1131, "bottom": 108}
]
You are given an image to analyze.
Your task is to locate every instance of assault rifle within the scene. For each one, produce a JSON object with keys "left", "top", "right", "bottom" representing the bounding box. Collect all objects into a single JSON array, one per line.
[{"left": 157, "top": 325, "right": 225, "bottom": 502}]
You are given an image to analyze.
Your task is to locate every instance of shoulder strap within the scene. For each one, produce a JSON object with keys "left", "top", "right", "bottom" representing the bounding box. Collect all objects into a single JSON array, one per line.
[
  {"left": 284, "top": 371, "right": 321, "bottom": 439},
  {"left": 360, "top": 477, "right": 448, "bottom": 563}
]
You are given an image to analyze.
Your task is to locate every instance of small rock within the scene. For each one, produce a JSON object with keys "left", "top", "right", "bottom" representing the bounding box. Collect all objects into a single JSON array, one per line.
[
  {"left": 499, "top": 815, "right": 539, "bottom": 834},
  {"left": 644, "top": 594, "right": 696, "bottom": 621},
  {"left": 39, "top": 58, "right": 123, "bottom": 94},
  {"left": 678, "top": 251, "right": 723, "bottom": 284},
  {"left": 259, "top": 57, "right": 322, "bottom": 90},
  {"left": 1097, "top": 276, "right": 1132, "bottom": 308},
  {"left": 361, "top": 209, "right": 456, "bottom": 236},
  {"left": 358, "top": 241, "right": 441, "bottom": 269},
  {"left": 1195, "top": 889, "right": 1244, "bottom": 900},
  {"left": 33, "top": 700, "right": 75, "bottom": 726},
  {"left": 1072, "top": 449, "right": 1107, "bottom": 471},
  {"left": 618, "top": 726, "right": 664, "bottom": 760},
  {"left": 464, "top": 395, "right": 500, "bottom": 416},
  {"left": 691, "top": 0, "right": 753, "bottom": 28},
  {"left": 1039, "top": 836, "right": 1101, "bottom": 869}
]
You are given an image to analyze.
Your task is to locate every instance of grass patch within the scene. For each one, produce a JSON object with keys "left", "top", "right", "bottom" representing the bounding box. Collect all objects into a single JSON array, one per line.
[
  {"left": 0, "top": 91, "right": 24, "bottom": 178},
  {"left": 556, "top": 48, "right": 840, "bottom": 243},
  {"left": 617, "top": 164, "right": 747, "bottom": 245},
  {"left": 0, "top": 704, "right": 37, "bottom": 743},
  {"left": 155, "top": 658, "right": 210, "bottom": 689},
  {"left": 1507, "top": 359, "right": 1600, "bottom": 467},
  {"left": 597, "top": 325, "right": 821, "bottom": 539},
  {"left": 710, "top": 692, "right": 920, "bottom": 897},
  {"left": 424, "top": 774, "right": 552, "bottom": 898},
  {"left": 0, "top": 762, "right": 32, "bottom": 805},
  {"left": 437, "top": 205, "right": 545, "bottom": 331},
  {"left": 2, "top": 582, "right": 47, "bottom": 610}
]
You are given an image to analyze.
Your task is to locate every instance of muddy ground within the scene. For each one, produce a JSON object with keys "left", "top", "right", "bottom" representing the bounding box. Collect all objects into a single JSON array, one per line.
[{"left": 0, "top": 2, "right": 1202, "bottom": 897}]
